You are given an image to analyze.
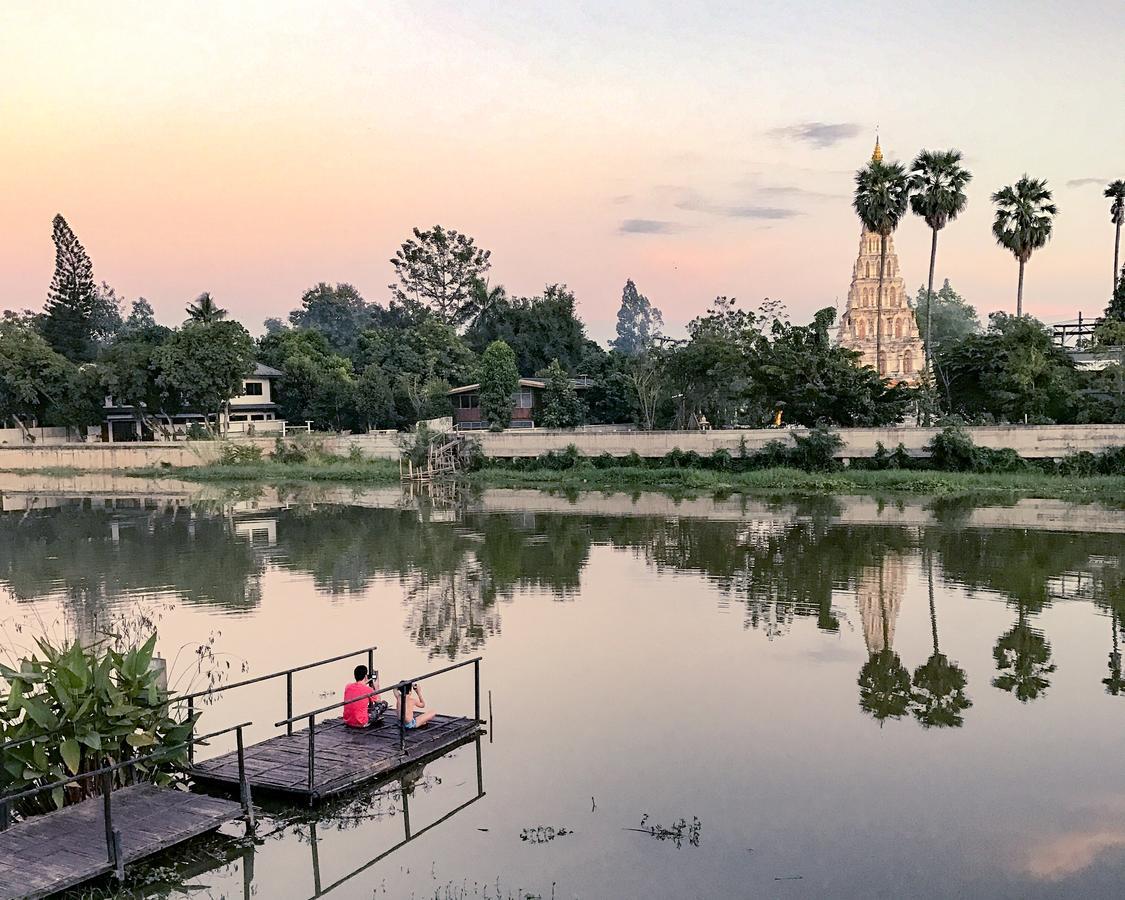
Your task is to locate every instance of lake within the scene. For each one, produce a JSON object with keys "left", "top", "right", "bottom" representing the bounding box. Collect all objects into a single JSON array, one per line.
[{"left": 1, "top": 478, "right": 1123, "bottom": 899}]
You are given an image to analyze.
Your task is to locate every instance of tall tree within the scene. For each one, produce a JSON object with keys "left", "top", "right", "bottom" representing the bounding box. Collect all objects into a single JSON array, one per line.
[
  {"left": 122, "top": 298, "right": 158, "bottom": 334},
  {"left": 910, "top": 552, "right": 971, "bottom": 727},
  {"left": 0, "top": 320, "right": 75, "bottom": 436},
  {"left": 909, "top": 149, "right": 971, "bottom": 374},
  {"left": 1106, "top": 180, "right": 1125, "bottom": 293},
  {"left": 539, "top": 358, "right": 583, "bottom": 428},
  {"left": 912, "top": 280, "right": 981, "bottom": 355},
  {"left": 157, "top": 321, "right": 254, "bottom": 435},
  {"left": 185, "top": 292, "right": 228, "bottom": 325},
  {"left": 465, "top": 284, "right": 594, "bottom": 374},
  {"left": 1106, "top": 265, "right": 1125, "bottom": 322},
  {"left": 611, "top": 279, "right": 663, "bottom": 356},
  {"left": 853, "top": 144, "right": 911, "bottom": 375},
  {"left": 389, "top": 225, "right": 491, "bottom": 326},
  {"left": 991, "top": 176, "right": 1058, "bottom": 317},
  {"left": 288, "top": 282, "right": 370, "bottom": 354},
  {"left": 477, "top": 341, "right": 519, "bottom": 431},
  {"left": 41, "top": 214, "right": 98, "bottom": 362}
]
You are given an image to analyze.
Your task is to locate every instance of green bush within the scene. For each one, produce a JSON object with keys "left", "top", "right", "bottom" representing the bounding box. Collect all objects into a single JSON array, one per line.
[
  {"left": 709, "top": 448, "right": 733, "bottom": 471},
  {"left": 789, "top": 427, "right": 843, "bottom": 472},
  {"left": 219, "top": 442, "right": 263, "bottom": 465},
  {"left": 594, "top": 452, "right": 617, "bottom": 469},
  {"left": 623, "top": 451, "right": 644, "bottom": 468},
  {"left": 927, "top": 426, "right": 979, "bottom": 472},
  {"left": 0, "top": 636, "right": 195, "bottom": 819},
  {"left": 271, "top": 437, "right": 309, "bottom": 464}
]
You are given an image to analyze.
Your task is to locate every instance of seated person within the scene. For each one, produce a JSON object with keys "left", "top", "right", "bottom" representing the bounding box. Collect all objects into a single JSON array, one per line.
[
  {"left": 343, "top": 664, "right": 389, "bottom": 728},
  {"left": 400, "top": 682, "right": 438, "bottom": 730}
]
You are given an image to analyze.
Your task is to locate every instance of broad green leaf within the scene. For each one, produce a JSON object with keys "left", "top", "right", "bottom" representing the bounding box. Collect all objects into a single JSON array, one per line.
[
  {"left": 78, "top": 732, "right": 102, "bottom": 750},
  {"left": 135, "top": 634, "right": 157, "bottom": 678},
  {"left": 60, "top": 739, "right": 81, "bottom": 775},
  {"left": 21, "top": 696, "right": 58, "bottom": 731},
  {"left": 106, "top": 704, "right": 138, "bottom": 718},
  {"left": 51, "top": 786, "right": 64, "bottom": 810},
  {"left": 126, "top": 732, "right": 157, "bottom": 748}
]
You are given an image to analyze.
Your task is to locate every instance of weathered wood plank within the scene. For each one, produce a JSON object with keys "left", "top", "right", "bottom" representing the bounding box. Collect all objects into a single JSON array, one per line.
[
  {"left": 0, "top": 783, "right": 243, "bottom": 900},
  {"left": 192, "top": 714, "right": 481, "bottom": 800}
]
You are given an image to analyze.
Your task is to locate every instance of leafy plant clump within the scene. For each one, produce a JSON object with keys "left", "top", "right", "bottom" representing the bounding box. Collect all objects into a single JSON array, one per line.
[
  {"left": 0, "top": 635, "right": 195, "bottom": 818},
  {"left": 626, "top": 814, "right": 702, "bottom": 848},
  {"left": 519, "top": 825, "right": 573, "bottom": 844},
  {"left": 219, "top": 442, "right": 263, "bottom": 465}
]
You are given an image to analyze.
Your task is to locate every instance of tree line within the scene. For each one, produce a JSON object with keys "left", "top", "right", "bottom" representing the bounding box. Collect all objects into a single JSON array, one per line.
[{"left": 2, "top": 202, "right": 1124, "bottom": 438}]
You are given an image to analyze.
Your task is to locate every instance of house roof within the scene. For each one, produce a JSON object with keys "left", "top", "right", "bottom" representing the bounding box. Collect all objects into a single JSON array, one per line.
[
  {"left": 253, "top": 363, "right": 284, "bottom": 378},
  {"left": 447, "top": 376, "right": 591, "bottom": 396}
]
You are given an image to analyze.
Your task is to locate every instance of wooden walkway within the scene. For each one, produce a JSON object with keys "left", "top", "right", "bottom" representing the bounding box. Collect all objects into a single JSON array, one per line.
[
  {"left": 192, "top": 714, "right": 482, "bottom": 802},
  {"left": 0, "top": 784, "right": 242, "bottom": 900}
]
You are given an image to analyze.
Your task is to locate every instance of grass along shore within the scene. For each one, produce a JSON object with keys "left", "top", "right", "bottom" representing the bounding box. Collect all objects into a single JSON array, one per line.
[{"left": 104, "top": 457, "right": 1125, "bottom": 503}]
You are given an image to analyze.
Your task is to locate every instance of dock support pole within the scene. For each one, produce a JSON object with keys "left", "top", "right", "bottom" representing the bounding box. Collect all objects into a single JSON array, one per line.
[
  {"left": 367, "top": 647, "right": 375, "bottom": 680},
  {"left": 236, "top": 725, "right": 256, "bottom": 832},
  {"left": 473, "top": 658, "right": 481, "bottom": 723},
  {"left": 187, "top": 696, "right": 195, "bottom": 764},
  {"left": 0, "top": 799, "right": 8, "bottom": 832},
  {"left": 286, "top": 672, "right": 294, "bottom": 736},
  {"left": 112, "top": 829, "right": 125, "bottom": 881},
  {"left": 307, "top": 714, "right": 316, "bottom": 802}
]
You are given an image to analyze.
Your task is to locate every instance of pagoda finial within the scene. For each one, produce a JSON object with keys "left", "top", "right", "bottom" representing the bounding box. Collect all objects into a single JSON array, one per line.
[{"left": 871, "top": 134, "right": 883, "bottom": 163}]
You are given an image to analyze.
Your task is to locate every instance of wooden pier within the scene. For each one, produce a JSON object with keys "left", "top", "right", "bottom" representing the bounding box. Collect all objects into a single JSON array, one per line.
[
  {"left": 0, "top": 784, "right": 242, "bottom": 900},
  {"left": 193, "top": 714, "right": 481, "bottom": 801}
]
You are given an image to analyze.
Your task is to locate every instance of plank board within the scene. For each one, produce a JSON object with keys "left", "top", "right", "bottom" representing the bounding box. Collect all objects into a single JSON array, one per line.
[
  {"left": 192, "top": 714, "right": 481, "bottom": 801},
  {"left": 0, "top": 783, "right": 243, "bottom": 900}
]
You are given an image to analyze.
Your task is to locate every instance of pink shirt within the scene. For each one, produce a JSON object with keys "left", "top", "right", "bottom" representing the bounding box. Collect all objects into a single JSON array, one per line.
[{"left": 343, "top": 681, "right": 375, "bottom": 727}]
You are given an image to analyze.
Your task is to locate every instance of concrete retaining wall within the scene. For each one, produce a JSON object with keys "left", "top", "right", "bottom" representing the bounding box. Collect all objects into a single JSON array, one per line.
[
  {"left": 0, "top": 424, "right": 1121, "bottom": 470},
  {"left": 474, "top": 424, "right": 1125, "bottom": 460}
]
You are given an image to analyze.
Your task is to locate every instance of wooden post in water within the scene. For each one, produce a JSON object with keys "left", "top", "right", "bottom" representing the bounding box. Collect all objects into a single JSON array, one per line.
[
  {"left": 236, "top": 725, "right": 255, "bottom": 832},
  {"left": 102, "top": 768, "right": 115, "bottom": 867},
  {"left": 187, "top": 696, "right": 195, "bottom": 764}
]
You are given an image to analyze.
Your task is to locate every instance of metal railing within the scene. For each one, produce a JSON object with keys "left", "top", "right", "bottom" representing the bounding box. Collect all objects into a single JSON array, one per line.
[
  {"left": 0, "top": 722, "right": 255, "bottom": 881},
  {"left": 274, "top": 656, "right": 482, "bottom": 796},
  {"left": 172, "top": 645, "right": 377, "bottom": 759}
]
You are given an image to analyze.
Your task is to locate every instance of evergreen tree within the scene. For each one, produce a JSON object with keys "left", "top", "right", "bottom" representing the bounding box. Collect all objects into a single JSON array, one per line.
[
  {"left": 41, "top": 214, "right": 98, "bottom": 361},
  {"left": 478, "top": 341, "right": 518, "bottom": 430},
  {"left": 539, "top": 358, "right": 583, "bottom": 428},
  {"left": 389, "top": 225, "right": 491, "bottom": 326},
  {"left": 611, "top": 279, "right": 663, "bottom": 355}
]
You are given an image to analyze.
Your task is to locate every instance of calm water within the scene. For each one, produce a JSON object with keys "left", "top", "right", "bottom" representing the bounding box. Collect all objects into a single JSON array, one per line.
[{"left": 1, "top": 485, "right": 1123, "bottom": 899}]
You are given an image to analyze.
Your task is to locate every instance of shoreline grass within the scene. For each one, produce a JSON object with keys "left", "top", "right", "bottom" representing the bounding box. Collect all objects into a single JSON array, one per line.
[
  {"left": 125, "top": 458, "right": 402, "bottom": 484},
  {"left": 469, "top": 465, "right": 1125, "bottom": 503}
]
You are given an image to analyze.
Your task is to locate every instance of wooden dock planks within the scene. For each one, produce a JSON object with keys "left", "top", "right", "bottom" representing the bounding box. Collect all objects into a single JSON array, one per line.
[
  {"left": 0, "top": 783, "right": 243, "bottom": 900},
  {"left": 192, "top": 714, "right": 482, "bottom": 801}
]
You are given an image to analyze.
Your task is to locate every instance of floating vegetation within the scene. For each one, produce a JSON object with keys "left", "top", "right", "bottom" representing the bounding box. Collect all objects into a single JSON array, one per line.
[
  {"left": 625, "top": 814, "right": 702, "bottom": 848},
  {"left": 519, "top": 825, "right": 572, "bottom": 844}
]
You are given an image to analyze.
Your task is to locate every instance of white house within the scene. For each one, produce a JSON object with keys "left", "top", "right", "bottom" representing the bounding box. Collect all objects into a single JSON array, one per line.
[{"left": 101, "top": 362, "right": 285, "bottom": 441}]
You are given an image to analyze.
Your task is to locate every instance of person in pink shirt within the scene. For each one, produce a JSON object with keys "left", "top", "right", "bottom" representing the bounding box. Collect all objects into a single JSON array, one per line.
[{"left": 342, "top": 665, "right": 389, "bottom": 729}]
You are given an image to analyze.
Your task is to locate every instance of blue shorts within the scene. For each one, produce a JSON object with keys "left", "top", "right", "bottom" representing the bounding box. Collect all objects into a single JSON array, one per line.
[{"left": 404, "top": 718, "right": 418, "bottom": 729}]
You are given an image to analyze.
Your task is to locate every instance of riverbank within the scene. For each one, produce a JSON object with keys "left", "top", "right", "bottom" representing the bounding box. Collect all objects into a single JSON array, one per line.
[{"left": 106, "top": 460, "right": 1125, "bottom": 503}]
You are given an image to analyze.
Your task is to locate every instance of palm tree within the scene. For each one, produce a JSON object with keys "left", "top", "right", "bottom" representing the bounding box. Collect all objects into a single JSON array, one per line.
[
  {"left": 909, "top": 150, "right": 972, "bottom": 373},
  {"left": 1106, "top": 181, "right": 1125, "bottom": 293},
  {"left": 910, "top": 552, "right": 971, "bottom": 727},
  {"left": 853, "top": 146, "right": 911, "bottom": 375},
  {"left": 992, "top": 604, "right": 1056, "bottom": 703},
  {"left": 991, "top": 176, "right": 1058, "bottom": 317},
  {"left": 185, "top": 292, "right": 228, "bottom": 325},
  {"left": 468, "top": 277, "right": 507, "bottom": 321}
]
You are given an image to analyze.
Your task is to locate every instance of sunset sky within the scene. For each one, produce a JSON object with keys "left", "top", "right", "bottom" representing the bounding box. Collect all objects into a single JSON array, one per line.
[{"left": 2, "top": 1, "right": 1122, "bottom": 342}]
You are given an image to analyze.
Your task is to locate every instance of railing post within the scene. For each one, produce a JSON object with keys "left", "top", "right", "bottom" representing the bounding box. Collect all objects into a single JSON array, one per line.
[
  {"left": 367, "top": 647, "right": 375, "bottom": 679},
  {"left": 473, "top": 658, "right": 481, "bottom": 722},
  {"left": 307, "top": 714, "right": 316, "bottom": 800},
  {"left": 0, "top": 799, "right": 8, "bottom": 832},
  {"left": 286, "top": 672, "right": 294, "bottom": 737},
  {"left": 236, "top": 725, "right": 255, "bottom": 832},
  {"left": 187, "top": 696, "right": 195, "bottom": 764},
  {"left": 398, "top": 685, "right": 408, "bottom": 752},
  {"left": 102, "top": 767, "right": 116, "bottom": 868}
]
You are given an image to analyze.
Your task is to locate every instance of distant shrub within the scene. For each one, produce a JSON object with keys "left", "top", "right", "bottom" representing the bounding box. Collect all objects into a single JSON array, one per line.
[
  {"left": 927, "top": 426, "right": 979, "bottom": 472},
  {"left": 623, "top": 451, "right": 644, "bottom": 468},
  {"left": 220, "top": 443, "right": 263, "bottom": 465},
  {"left": 594, "top": 452, "right": 617, "bottom": 469},
  {"left": 709, "top": 448, "right": 733, "bottom": 471},
  {"left": 663, "top": 448, "right": 686, "bottom": 468},
  {"left": 789, "top": 427, "right": 843, "bottom": 472}
]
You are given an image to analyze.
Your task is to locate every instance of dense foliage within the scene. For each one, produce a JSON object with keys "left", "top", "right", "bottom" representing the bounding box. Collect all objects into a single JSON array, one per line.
[{"left": 4, "top": 216, "right": 1124, "bottom": 438}]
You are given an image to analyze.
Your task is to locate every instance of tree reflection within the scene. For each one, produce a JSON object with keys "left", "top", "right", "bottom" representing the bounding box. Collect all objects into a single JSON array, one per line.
[
  {"left": 857, "top": 563, "right": 911, "bottom": 723},
  {"left": 992, "top": 608, "right": 1055, "bottom": 702},
  {"left": 910, "top": 552, "right": 971, "bottom": 727}
]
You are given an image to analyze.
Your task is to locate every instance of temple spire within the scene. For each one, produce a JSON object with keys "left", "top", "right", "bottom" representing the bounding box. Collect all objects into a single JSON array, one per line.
[{"left": 871, "top": 135, "right": 883, "bottom": 163}]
